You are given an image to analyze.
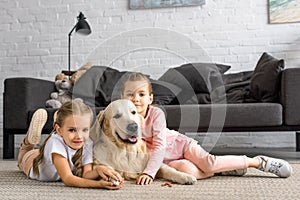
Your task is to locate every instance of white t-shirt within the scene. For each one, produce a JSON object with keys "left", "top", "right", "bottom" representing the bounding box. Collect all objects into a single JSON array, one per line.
[{"left": 29, "top": 133, "right": 93, "bottom": 181}]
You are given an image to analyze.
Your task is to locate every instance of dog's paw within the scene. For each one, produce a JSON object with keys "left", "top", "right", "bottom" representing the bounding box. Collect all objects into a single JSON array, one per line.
[
  {"left": 173, "top": 172, "right": 197, "bottom": 185},
  {"left": 183, "top": 174, "right": 197, "bottom": 185},
  {"left": 175, "top": 173, "right": 197, "bottom": 185}
]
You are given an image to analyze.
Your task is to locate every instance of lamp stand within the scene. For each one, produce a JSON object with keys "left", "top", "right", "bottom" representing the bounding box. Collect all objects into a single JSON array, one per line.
[{"left": 62, "top": 25, "right": 77, "bottom": 76}]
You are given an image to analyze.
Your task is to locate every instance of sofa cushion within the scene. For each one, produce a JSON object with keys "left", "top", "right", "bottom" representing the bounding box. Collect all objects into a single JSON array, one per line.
[
  {"left": 111, "top": 78, "right": 182, "bottom": 105},
  {"left": 213, "top": 70, "right": 255, "bottom": 103},
  {"left": 72, "top": 66, "right": 109, "bottom": 107},
  {"left": 150, "top": 79, "right": 182, "bottom": 105},
  {"left": 250, "top": 52, "right": 284, "bottom": 102},
  {"left": 158, "top": 63, "right": 229, "bottom": 103},
  {"left": 73, "top": 66, "right": 181, "bottom": 106},
  {"left": 164, "top": 103, "right": 282, "bottom": 130},
  {"left": 222, "top": 70, "right": 253, "bottom": 85},
  {"left": 159, "top": 63, "right": 229, "bottom": 93}
]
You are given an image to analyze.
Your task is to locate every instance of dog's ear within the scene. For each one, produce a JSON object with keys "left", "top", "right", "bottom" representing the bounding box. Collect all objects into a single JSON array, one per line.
[
  {"left": 90, "top": 110, "right": 106, "bottom": 142},
  {"left": 89, "top": 120, "right": 100, "bottom": 142},
  {"left": 97, "top": 110, "right": 105, "bottom": 126}
]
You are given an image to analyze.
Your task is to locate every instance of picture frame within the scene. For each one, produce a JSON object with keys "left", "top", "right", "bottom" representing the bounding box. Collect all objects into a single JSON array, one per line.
[
  {"left": 129, "top": 0, "right": 206, "bottom": 10},
  {"left": 269, "top": 0, "right": 300, "bottom": 23}
]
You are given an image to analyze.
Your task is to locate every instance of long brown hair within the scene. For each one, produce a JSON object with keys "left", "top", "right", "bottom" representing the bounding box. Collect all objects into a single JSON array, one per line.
[{"left": 32, "top": 100, "right": 93, "bottom": 177}]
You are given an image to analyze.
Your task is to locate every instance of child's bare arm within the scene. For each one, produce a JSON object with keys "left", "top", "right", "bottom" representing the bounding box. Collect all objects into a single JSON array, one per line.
[{"left": 52, "top": 153, "right": 122, "bottom": 189}]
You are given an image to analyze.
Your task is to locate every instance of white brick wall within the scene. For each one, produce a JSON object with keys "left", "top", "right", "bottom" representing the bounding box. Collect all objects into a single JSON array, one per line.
[{"left": 1, "top": 0, "right": 300, "bottom": 149}]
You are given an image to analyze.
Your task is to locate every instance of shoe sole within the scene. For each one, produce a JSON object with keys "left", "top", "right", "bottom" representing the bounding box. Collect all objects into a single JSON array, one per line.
[{"left": 27, "top": 109, "right": 48, "bottom": 144}]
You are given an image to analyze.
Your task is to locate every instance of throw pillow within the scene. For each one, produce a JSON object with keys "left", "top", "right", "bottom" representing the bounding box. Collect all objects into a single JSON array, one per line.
[
  {"left": 72, "top": 65, "right": 108, "bottom": 107},
  {"left": 150, "top": 79, "right": 182, "bottom": 105},
  {"left": 222, "top": 70, "right": 253, "bottom": 85},
  {"left": 250, "top": 52, "right": 284, "bottom": 102},
  {"left": 74, "top": 66, "right": 181, "bottom": 106},
  {"left": 111, "top": 74, "right": 182, "bottom": 105},
  {"left": 158, "top": 63, "right": 229, "bottom": 103},
  {"left": 73, "top": 66, "right": 127, "bottom": 106},
  {"left": 99, "top": 67, "right": 126, "bottom": 105}
]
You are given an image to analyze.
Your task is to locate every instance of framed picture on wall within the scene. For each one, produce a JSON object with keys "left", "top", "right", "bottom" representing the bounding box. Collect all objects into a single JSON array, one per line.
[
  {"left": 269, "top": 0, "right": 300, "bottom": 23},
  {"left": 129, "top": 0, "right": 206, "bottom": 9}
]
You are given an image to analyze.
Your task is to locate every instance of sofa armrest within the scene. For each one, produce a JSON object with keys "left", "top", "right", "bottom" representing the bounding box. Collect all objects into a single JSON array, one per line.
[
  {"left": 281, "top": 68, "right": 300, "bottom": 125},
  {"left": 4, "top": 77, "right": 55, "bottom": 129}
]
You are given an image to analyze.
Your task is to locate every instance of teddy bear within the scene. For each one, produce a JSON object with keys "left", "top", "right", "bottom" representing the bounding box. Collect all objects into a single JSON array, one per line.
[
  {"left": 45, "top": 73, "right": 73, "bottom": 109},
  {"left": 45, "top": 62, "right": 92, "bottom": 108}
]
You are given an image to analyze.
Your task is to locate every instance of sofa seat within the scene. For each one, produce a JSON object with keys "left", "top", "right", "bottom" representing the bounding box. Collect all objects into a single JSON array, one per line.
[
  {"left": 164, "top": 103, "right": 282, "bottom": 131},
  {"left": 28, "top": 103, "right": 282, "bottom": 133}
]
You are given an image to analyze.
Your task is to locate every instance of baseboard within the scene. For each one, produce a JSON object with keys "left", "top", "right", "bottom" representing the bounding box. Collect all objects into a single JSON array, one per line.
[{"left": 210, "top": 147, "right": 300, "bottom": 160}]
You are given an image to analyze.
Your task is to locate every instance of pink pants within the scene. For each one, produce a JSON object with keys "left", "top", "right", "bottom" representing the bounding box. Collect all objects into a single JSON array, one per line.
[
  {"left": 17, "top": 139, "right": 39, "bottom": 177},
  {"left": 164, "top": 134, "right": 249, "bottom": 179}
]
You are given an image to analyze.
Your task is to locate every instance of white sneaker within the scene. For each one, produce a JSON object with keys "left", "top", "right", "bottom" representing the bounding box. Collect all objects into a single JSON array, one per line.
[
  {"left": 26, "top": 109, "right": 48, "bottom": 144},
  {"left": 258, "top": 156, "right": 292, "bottom": 178}
]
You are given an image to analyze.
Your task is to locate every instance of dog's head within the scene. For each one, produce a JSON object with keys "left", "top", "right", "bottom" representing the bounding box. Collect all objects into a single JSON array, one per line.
[{"left": 93, "top": 99, "right": 144, "bottom": 147}]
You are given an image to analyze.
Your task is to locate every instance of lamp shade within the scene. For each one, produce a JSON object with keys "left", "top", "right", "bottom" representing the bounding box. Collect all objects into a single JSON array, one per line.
[{"left": 75, "top": 12, "right": 91, "bottom": 35}]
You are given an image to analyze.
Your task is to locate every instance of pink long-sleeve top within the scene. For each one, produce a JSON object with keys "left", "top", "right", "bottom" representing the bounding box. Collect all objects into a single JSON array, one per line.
[{"left": 142, "top": 105, "right": 180, "bottom": 178}]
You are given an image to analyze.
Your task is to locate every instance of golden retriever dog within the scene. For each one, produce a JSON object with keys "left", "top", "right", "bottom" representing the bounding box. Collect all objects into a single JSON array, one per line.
[{"left": 90, "top": 99, "right": 197, "bottom": 185}]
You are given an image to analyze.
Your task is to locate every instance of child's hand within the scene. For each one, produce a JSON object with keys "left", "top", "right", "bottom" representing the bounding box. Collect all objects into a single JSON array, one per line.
[
  {"left": 136, "top": 173, "right": 153, "bottom": 185},
  {"left": 95, "top": 165, "right": 124, "bottom": 183},
  {"left": 98, "top": 179, "right": 123, "bottom": 190}
]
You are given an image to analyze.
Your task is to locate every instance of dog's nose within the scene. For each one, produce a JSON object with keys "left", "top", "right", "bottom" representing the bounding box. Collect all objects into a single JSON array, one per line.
[{"left": 127, "top": 123, "right": 138, "bottom": 133}]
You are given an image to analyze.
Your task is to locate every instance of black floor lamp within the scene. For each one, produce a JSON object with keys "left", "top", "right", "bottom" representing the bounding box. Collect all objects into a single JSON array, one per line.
[{"left": 62, "top": 12, "right": 91, "bottom": 76}]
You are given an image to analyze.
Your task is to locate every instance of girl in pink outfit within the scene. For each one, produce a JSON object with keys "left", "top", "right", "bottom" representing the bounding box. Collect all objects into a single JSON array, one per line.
[{"left": 121, "top": 72, "right": 292, "bottom": 185}]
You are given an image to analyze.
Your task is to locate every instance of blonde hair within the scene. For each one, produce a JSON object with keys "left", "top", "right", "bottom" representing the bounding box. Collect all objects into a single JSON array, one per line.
[
  {"left": 121, "top": 72, "right": 153, "bottom": 96},
  {"left": 32, "top": 100, "right": 93, "bottom": 177}
]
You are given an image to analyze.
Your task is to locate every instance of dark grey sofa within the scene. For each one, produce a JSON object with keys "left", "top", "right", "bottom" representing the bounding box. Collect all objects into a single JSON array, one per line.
[{"left": 3, "top": 67, "right": 300, "bottom": 159}]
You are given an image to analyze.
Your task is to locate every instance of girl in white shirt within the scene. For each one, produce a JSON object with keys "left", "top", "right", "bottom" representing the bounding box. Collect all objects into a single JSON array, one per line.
[{"left": 18, "top": 100, "right": 123, "bottom": 189}]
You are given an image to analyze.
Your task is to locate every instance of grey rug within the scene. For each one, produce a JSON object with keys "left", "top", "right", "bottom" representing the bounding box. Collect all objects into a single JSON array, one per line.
[{"left": 0, "top": 161, "right": 299, "bottom": 200}]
